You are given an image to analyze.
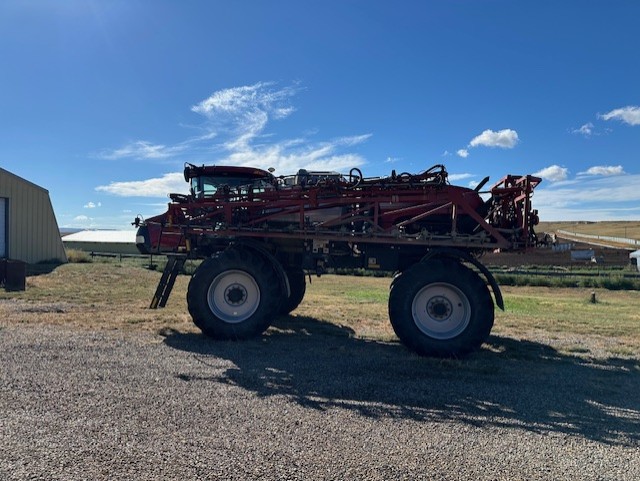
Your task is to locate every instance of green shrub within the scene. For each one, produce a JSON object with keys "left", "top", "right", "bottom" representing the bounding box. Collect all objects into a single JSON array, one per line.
[{"left": 495, "top": 272, "right": 640, "bottom": 290}]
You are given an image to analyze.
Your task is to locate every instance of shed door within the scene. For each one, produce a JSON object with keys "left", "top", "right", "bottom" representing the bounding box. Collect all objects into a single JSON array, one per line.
[{"left": 0, "top": 198, "right": 6, "bottom": 257}]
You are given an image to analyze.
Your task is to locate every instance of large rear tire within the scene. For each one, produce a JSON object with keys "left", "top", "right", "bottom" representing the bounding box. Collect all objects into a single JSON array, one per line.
[
  {"left": 280, "top": 267, "right": 306, "bottom": 314},
  {"left": 388, "top": 259, "right": 494, "bottom": 357},
  {"left": 187, "top": 249, "right": 280, "bottom": 339}
]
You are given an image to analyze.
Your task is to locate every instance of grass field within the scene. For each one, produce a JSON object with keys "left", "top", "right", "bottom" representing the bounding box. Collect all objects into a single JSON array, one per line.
[
  {"left": 1, "top": 261, "right": 639, "bottom": 359},
  {"left": 538, "top": 220, "right": 640, "bottom": 240}
]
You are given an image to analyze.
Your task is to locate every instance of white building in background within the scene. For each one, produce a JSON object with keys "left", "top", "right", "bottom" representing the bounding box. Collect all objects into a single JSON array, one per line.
[
  {"left": 62, "top": 230, "right": 139, "bottom": 255},
  {"left": 630, "top": 250, "right": 640, "bottom": 273}
]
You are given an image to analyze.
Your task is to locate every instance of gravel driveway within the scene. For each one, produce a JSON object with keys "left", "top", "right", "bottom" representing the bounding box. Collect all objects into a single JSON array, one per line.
[{"left": 1, "top": 319, "right": 639, "bottom": 480}]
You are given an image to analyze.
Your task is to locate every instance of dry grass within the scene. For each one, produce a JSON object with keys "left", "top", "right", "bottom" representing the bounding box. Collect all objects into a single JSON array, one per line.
[
  {"left": 2, "top": 263, "right": 640, "bottom": 358},
  {"left": 539, "top": 220, "right": 640, "bottom": 240},
  {"left": 0, "top": 263, "right": 195, "bottom": 334},
  {"left": 497, "top": 286, "right": 640, "bottom": 355},
  {"left": 294, "top": 275, "right": 396, "bottom": 341}
]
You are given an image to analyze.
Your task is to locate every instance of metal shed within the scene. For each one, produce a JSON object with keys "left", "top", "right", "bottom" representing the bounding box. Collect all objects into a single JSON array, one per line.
[{"left": 0, "top": 167, "right": 67, "bottom": 264}]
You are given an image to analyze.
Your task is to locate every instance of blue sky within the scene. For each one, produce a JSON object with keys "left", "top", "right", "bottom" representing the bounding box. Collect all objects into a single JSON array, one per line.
[{"left": 1, "top": 0, "right": 639, "bottom": 229}]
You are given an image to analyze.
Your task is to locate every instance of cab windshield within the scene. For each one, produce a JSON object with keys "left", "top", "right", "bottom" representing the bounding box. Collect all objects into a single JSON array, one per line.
[{"left": 191, "top": 175, "right": 271, "bottom": 198}]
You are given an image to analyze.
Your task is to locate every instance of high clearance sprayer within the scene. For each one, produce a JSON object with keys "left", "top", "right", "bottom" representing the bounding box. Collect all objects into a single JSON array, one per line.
[{"left": 134, "top": 162, "right": 541, "bottom": 357}]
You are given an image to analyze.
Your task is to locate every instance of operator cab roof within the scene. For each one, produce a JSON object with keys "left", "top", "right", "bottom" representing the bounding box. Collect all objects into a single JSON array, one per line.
[{"left": 183, "top": 163, "right": 274, "bottom": 182}]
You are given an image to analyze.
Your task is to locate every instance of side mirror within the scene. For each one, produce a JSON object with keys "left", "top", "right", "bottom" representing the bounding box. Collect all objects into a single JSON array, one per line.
[{"left": 184, "top": 163, "right": 196, "bottom": 182}]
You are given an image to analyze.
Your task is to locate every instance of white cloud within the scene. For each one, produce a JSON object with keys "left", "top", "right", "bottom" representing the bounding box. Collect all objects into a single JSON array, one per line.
[
  {"left": 571, "top": 122, "right": 594, "bottom": 137},
  {"left": 83, "top": 201, "right": 101, "bottom": 209},
  {"left": 457, "top": 128, "right": 518, "bottom": 161},
  {"left": 448, "top": 173, "right": 474, "bottom": 181},
  {"left": 73, "top": 215, "right": 91, "bottom": 222},
  {"left": 578, "top": 165, "right": 626, "bottom": 176},
  {"left": 96, "top": 172, "right": 188, "bottom": 197},
  {"left": 469, "top": 129, "right": 519, "bottom": 149},
  {"left": 533, "top": 165, "right": 569, "bottom": 182},
  {"left": 600, "top": 105, "right": 640, "bottom": 126},
  {"left": 220, "top": 138, "right": 367, "bottom": 175}
]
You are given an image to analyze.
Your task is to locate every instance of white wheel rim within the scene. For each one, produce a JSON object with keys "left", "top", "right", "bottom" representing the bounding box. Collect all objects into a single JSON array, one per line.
[
  {"left": 207, "top": 270, "right": 260, "bottom": 323},
  {"left": 411, "top": 283, "right": 471, "bottom": 340}
]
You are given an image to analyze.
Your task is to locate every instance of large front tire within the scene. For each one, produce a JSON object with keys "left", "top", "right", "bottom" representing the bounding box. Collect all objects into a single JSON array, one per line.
[
  {"left": 388, "top": 259, "right": 494, "bottom": 357},
  {"left": 187, "top": 249, "right": 281, "bottom": 339}
]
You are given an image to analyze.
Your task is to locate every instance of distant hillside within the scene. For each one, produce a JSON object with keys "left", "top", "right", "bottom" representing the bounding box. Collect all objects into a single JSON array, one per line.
[{"left": 538, "top": 221, "right": 640, "bottom": 241}]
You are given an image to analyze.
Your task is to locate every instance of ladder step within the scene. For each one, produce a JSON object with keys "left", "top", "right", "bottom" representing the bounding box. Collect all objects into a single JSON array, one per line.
[{"left": 150, "top": 256, "right": 186, "bottom": 309}]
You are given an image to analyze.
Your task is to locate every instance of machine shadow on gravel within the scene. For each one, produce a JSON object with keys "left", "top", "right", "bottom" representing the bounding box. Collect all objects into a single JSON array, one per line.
[{"left": 161, "top": 314, "right": 640, "bottom": 447}]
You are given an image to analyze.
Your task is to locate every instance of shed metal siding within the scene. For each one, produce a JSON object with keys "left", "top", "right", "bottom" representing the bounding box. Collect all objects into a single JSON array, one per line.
[
  {"left": 0, "top": 168, "right": 67, "bottom": 263},
  {"left": 0, "top": 197, "right": 6, "bottom": 257}
]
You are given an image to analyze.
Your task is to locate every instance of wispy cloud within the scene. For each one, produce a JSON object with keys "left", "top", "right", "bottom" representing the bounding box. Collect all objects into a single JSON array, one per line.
[
  {"left": 191, "top": 82, "right": 297, "bottom": 118},
  {"left": 572, "top": 106, "right": 640, "bottom": 138},
  {"left": 535, "top": 174, "right": 640, "bottom": 221},
  {"left": 191, "top": 82, "right": 301, "bottom": 153},
  {"left": 98, "top": 140, "right": 188, "bottom": 160},
  {"left": 578, "top": 165, "right": 626, "bottom": 176},
  {"left": 96, "top": 83, "right": 371, "bottom": 197},
  {"left": 599, "top": 105, "right": 640, "bottom": 126},
  {"left": 448, "top": 173, "right": 474, "bottom": 181},
  {"left": 96, "top": 173, "right": 187, "bottom": 197},
  {"left": 571, "top": 122, "right": 595, "bottom": 137},
  {"left": 533, "top": 165, "right": 569, "bottom": 182},
  {"left": 97, "top": 82, "right": 299, "bottom": 162},
  {"left": 456, "top": 149, "right": 469, "bottom": 158},
  {"left": 83, "top": 201, "right": 102, "bottom": 209}
]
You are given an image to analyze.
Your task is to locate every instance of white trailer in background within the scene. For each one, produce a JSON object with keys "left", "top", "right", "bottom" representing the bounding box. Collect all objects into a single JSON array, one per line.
[{"left": 630, "top": 250, "right": 640, "bottom": 272}]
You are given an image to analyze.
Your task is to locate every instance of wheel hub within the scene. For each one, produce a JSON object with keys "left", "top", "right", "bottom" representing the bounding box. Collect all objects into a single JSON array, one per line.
[
  {"left": 225, "top": 283, "right": 247, "bottom": 305},
  {"left": 207, "top": 270, "right": 261, "bottom": 323},
  {"left": 427, "top": 296, "right": 452, "bottom": 320},
  {"left": 411, "top": 282, "right": 471, "bottom": 340}
]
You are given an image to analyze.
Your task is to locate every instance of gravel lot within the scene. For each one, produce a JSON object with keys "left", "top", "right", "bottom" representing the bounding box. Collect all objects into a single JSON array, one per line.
[{"left": 1, "top": 320, "right": 639, "bottom": 480}]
